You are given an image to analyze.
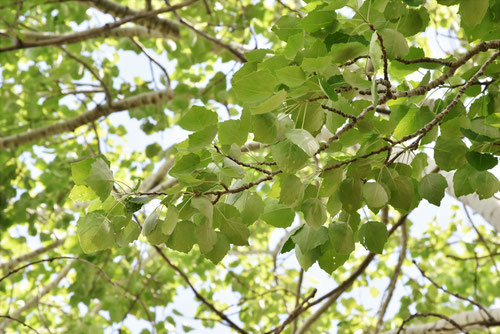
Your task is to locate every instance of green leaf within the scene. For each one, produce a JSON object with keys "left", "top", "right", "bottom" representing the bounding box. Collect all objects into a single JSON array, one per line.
[
  {"left": 77, "top": 211, "right": 115, "bottom": 253},
  {"left": 411, "top": 153, "right": 429, "bottom": 179},
  {"left": 232, "top": 70, "right": 278, "bottom": 104},
  {"left": 465, "top": 151, "right": 498, "bottom": 171},
  {"left": 319, "top": 75, "right": 339, "bottom": 101},
  {"left": 328, "top": 222, "right": 355, "bottom": 255},
  {"left": 279, "top": 174, "right": 304, "bottom": 207},
  {"left": 339, "top": 178, "right": 363, "bottom": 213},
  {"left": 145, "top": 222, "right": 170, "bottom": 245},
  {"left": 385, "top": 0, "right": 408, "bottom": 20},
  {"left": 272, "top": 15, "right": 302, "bottom": 41},
  {"left": 244, "top": 49, "right": 271, "bottom": 62},
  {"left": 215, "top": 204, "right": 249, "bottom": 245},
  {"left": 319, "top": 168, "right": 343, "bottom": 197},
  {"left": 124, "top": 197, "right": 147, "bottom": 213},
  {"left": 195, "top": 219, "right": 217, "bottom": 253},
  {"left": 219, "top": 218, "right": 250, "bottom": 246},
  {"left": 389, "top": 176, "right": 414, "bottom": 212},
  {"left": 418, "top": 174, "right": 448, "bottom": 206},
  {"left": 170, "top": 153, "right": 201, "bottom": 176},
  {"left": 72, "top": 158, "right": 94, "bottom": 185},
  {"left": 318, "top": 250, "right": 349, "bottom": 274},
  {"left": 459, "top": 0, "right": 489, "bottom": 27},
  {"left": 393, "top": 107, "right": 434, "bottom": 140},
  {"left": 188, "top": 125, "right": 217, "bottom": 151},
  {"left": 453, "top": 165, "right": 476, "bottom": 197},
  {"left": 262, "top": 199, "right": 295, "bottom": 228},
  {"left": 162, "top": 205, "right": 179, "bottom": 235},
  {"left": 205, "top": 232, "right": 230, "bottom": 264},
  {"left": 398, "top": 8, "right": 429, "bottom": 37},
  {"left": 301, "top": 198, "right": 327, "bottom": 229},
  {"left": 85, "top": 158, "right": 114, "bottom": 202},
  {"left": 270, "top": 139, "right": 310, "bottom": 173},
  {"left": 403, "top": 0, "right": 425, "bottom": 6},
  {"left": 379, "top": 29, "right": 409, "bottom": 58},
  {"left": 363, "top": 182, "right": 389, "bottom": 209},
  {"left": 283, "top": 33, "right": 304, "bottom": 59},
  {"left": 302, "top": 57, "right": 333, "bottom": 73},
  {"left": 434, "top": 137, "right": 468, "bottom": 171},
  {"left": 471, "top": 171, "right": 500, "bottom": 200},
  {"left": 145, "top": 143, "right": 162, "bottom": 158},
  {"left": 116, "top": 219, "right": 140, "bottom": 247},
  {"left": 191, "top": 196, "right": 213, "bottom": 223},
  {"left": 281, "top": 233, "right": 296, "bottom": 254},
  {"left": 218, "top": 120, "right": 248, "bottom": 146},
  {"left": 329, "top": 42, "right": 367, "bottom": 64},
  {"left": 327, "top": 192, "right": 342, "bottom": 217},
  {"left": 343, "top": 69, "right": 371, "bottom": 90},
  {"left": 460, "top": 128, "right": 494, "bottom": 143},
  {"left": 300, "top": 10, "right": 336, "bottom": 33},
  {"left": 239, "top": 192, "right": 264, "bottom": 225},
  {"left": 276, "top": 66, "right": 306, "bottom": 87},
  {"left": 292, "top": 225, "right": 329, "bottom": 253},
  {"left": 371, "top": 75, "right": 379, "bottom": 105},
  {"left": 291, "top": 102, "right": 325, "bottom": 134},
  {"left": 250, "top": 90, "right": 287, "bottom": 115},
  {"left": 142, "top": 211, "right": 160, "bottom": 236},
  {"left": 294, "top": 244, "right": 320, "bottom": 271},
  {"left": 358, "top": 221, "right": 388, "bottom": 254},
  {"left": 284, "top": 129, "right": 319, "bottom": 156},
  {"left": 253, "top": 113, "right": 278, "bottom": 143},
  {"left": 69, "top": 185, "right": 97, "bottom": 202},
  {"left": 178, "top": 106, "right": 218, "bottom": 131},
  {"left": 166, "top": 221, "right": 196, "bottom": 253}
]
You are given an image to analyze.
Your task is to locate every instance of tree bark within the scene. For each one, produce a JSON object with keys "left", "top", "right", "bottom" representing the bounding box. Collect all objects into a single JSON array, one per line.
[{"left": 0, "top": 88, "right": 173, "bottom": 150}]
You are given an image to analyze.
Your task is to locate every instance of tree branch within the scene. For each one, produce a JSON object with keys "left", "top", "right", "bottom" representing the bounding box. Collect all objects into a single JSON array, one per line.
[
  {"left": 0, "top": 238, "right": 66, "bottom": 272},
  {"left": 0, "top": 0, "right": 198, "bottom": 53},
  {"left": 0, "top": 26, "right": 166, "bottom": 48},
  {"left": 413, "top": 260, "right": 494, "bottom": 320},
  {"left": 0, "top": 315, "right": 40, "bottom": 333},
  {"left": 153, "top": 246, "right": 248, "bottom": 334},
  {"left": 393, "top": 40, "right": 500, "bottom": 99},
  {"left": 0, "top": 88, "right": 174, "bottom": 150},
  {"left": 294, "top": 215, "right": 408, "bottom": 334},
  {"left": 82, "top": 0, "right": 184, "bottom": 36},
  {"left": 380, "top": 308, "right": 500, "bottom": 334}
]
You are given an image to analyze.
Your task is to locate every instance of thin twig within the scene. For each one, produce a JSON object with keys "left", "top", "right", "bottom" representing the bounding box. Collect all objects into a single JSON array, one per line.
[
  {"left": 462, "top": 205, "right": 499, "bottom": 276},
  {"left": 412, "top": 260, "right": 494, "bottom": 321},
  {"left": 153, "top": 246, "right": 248, "bottom": 334},
  {"left": 0, "top": 314, "right": 40, "bottom": 333},
  {"left": 396, "top": 312, "right": 469, "bottom": 334},
  {"left": 375, "top": 222, "right": 408, "bottom": 333},
  {"left": 214, "top": 145, "right": 273, "bottom": 175},
  {"left": 321, "top": 104, "right": 357, "bottom": 120},
  {"left": 291, "top": 269, "right": 304, "bottom": 334}
]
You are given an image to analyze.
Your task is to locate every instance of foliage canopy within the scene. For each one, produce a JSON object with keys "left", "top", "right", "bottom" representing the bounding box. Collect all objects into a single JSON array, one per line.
[{"left": 0, "top": 0, "right": 499, "bottom": 333}]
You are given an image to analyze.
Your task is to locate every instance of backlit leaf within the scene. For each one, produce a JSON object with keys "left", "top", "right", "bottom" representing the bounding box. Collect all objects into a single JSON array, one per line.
[{"left": 359, "top": 221, "right": 387, "bottom": 254}]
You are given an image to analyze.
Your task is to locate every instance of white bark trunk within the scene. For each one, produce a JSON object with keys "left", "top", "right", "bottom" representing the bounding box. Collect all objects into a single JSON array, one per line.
[
  {"left": 0, "top": 27, "right": 166, "bottom": 44},
  {"left": 380, "top": 308, "right": 500, "bottom": 334},
  {"left": 0, "top": 88, "right": 173, "bottom": 150},
  {"left": 83, "top": 0, "right": 179, "bottom": 37}
]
